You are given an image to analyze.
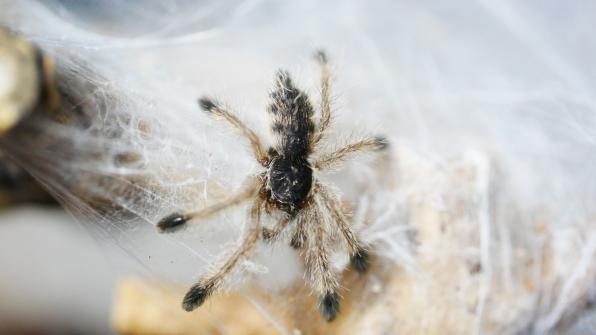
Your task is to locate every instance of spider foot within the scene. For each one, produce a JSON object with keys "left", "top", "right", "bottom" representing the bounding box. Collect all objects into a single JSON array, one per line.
[
  {"left": 182, "top": 282, "right": 212, "bottom": 311},
  {"left": 198, "top": 97, "right": 217, "bottom": 112},
  {"left": 319, "top": 291, "right": 340, "bottom": 322},
  {"left": 157, "top": 213, "right": 189, "bottom": 233},
  {"left": 350, "top": 248, "right": 370, "bottom": 273},
  {"left": 314, "top": 49, "right": 328, "bottom": 64},
  {"left": 374, "top": 136, "right": 389, "bottom": 150}
]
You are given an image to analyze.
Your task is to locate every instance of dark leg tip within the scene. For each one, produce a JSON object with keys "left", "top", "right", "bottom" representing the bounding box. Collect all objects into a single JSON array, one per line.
[
  {"left": 198, "top": 97, "right": 217, "bottom": 112},
  {"left": 182, "top": 283, "right": 211, "bottom": 311},
  {"left": 157, "top": 213, "right": 189, "bottom": 233},
  {"left": 314, "top": 49, "right": 328, "bottom": 64},
  {"left": 319, "top": 292, "right": 340, "bottom": 322},
  {"left": 350, "top": 248, "right": 370, "bottom": 273},
  {"left": 374, "top": 136, "right": 389, "bottom": 150}
]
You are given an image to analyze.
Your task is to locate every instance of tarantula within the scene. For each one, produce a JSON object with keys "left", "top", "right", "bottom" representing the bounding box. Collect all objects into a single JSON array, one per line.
[{"left": 157, "top": 51, "right": 387, "bottom": 322}]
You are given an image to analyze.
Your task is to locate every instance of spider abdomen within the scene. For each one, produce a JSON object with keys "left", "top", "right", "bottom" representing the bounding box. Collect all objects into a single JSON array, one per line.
[
  {"left": 268, "top": 70, "right": 315, "bottom": 157},
  {"left": 267, "top": 156, "right": 312, "bottom": 212}
]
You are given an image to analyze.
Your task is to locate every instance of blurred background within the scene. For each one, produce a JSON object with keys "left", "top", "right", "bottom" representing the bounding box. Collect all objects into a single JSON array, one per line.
[{"left": 0, "top": 206, "right": 116, "bottom": 334}]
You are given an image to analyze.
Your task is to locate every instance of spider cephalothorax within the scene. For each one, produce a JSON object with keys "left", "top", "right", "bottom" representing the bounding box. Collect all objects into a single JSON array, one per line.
[
  {"left": 157, "top": 51, "right": 387, "bottom": 321},
  {"left": 267, "top": 155, "right": 313, "bottom": 213}
]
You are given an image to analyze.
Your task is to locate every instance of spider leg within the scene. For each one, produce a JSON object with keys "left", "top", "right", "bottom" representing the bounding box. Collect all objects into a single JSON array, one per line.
[
  {"left": 289, "top": 216, "right": 307, "bottom": 249},
  {"left": 261, "top": 215, "right": 291, "bottom": 242},
  {"left": 182, "top": 195, "right": 264, "bottom": 311},
  {"left": 313, "top": 136, "right": 388, "bottom": 171},
  {"left": 263, "top": 209, "right": 306, "bottom": 249},
  {"left": 199, "top": 97, "right": 270, "bottom": 166},
  {"left": 311, "top": 50, "right": 332, "bottom": 149},
  {"left": 157, "top": 176, "right": 261, "bottom": 232},
  {"left": 305, "top": 199, "right": 341, "bottom": 322},
  {"left": 316, "top": 182, "right": 370, "bottom": 273}
]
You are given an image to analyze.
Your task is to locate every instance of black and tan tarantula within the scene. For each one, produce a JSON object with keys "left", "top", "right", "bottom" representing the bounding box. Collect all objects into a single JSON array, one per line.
[{"left": 157, "top": 51, "right": 387, "bottom": 322}]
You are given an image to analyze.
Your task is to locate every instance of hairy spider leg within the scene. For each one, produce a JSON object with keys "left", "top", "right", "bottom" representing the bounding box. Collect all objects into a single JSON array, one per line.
[
  {"left": 317, "top": 181, "right": 370, "bottom": 273},
  {"left": 289, "top": 205, "right": 309, "bottom": 249},
  {"left": 261, "top": 215, "right": 291, "bottom": 242},
  {"left": 182, "top": 195, "right": 264, "bottom": 311},
  {"left": 314, "top": 136, "right": 388, "bottom": 171},
  {"left": 199, "top": 97, "right": 270, "bottom": 166},
  {"left": 157, "top": 176, "right": 261, "bottom": 232},
  {"left": 305, "top": 198, "right": 341, "bottom": 322},
  {"left": 260, "top": 202, "right": 308, "bottom": 250},
  {"left": 311, "top": 50, "right": 332, "bottom": 149}
]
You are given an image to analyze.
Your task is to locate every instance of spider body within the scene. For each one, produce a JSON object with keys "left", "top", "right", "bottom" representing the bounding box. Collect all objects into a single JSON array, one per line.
[
  {"left": 265, "top": 70, "right": 316, "bottom": 213},
  {"left": 158, "top": 51, "right": 387, "bottom": 321}
]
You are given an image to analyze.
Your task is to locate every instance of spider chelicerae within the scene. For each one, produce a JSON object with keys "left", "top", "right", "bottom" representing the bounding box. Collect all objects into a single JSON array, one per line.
[{"left": 157, "top": 51, "right": 387, "bottom": 322}]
